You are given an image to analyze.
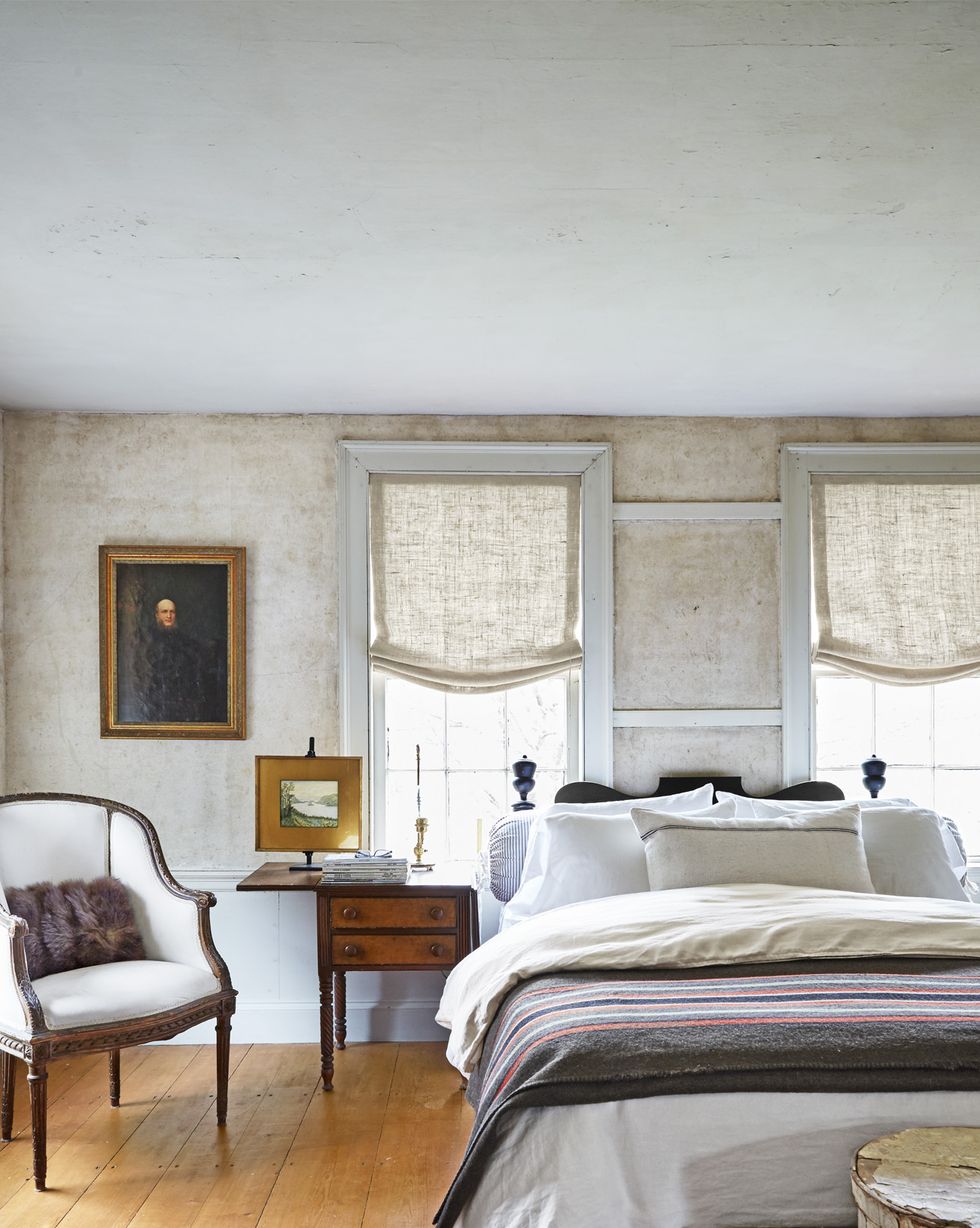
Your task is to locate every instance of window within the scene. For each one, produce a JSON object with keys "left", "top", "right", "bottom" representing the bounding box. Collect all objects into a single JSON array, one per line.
[
  {"left": 813, "top": 671, "right": 980, "bottom": 849},
  {"left": 782, "top": 445, "right": 980, "bottom": 853},
  {"left": 339, "top": 442, "right": 612, "bottom": 851},
  {"left": 379, "top": 673, "right": 572, "bottom": 862}
]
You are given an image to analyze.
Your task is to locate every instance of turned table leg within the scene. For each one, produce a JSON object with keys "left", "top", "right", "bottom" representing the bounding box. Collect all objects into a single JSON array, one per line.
[
  {"left": 334, "top": 971, "right": 347, "bottom": 1050},
  {"left": 319, "top": 975, "right": 334, "bottom": 1091}
]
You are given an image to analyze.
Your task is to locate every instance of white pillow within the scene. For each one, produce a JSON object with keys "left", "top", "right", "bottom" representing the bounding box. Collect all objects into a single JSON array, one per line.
[
  {"left": 630, "top": 802, "right": 876, "bottom": 894},
  {"left": 498, "top": 786, "right": 723, "bottom": 929},
  {"left": 540, "top": 783, "right": 715, "bottom": 818},
  {"left": 514, "top": 784, "right": 714, "bottom": 892},
  {"left": 715, "top": 792, "right": 902, "bottom": 818},
  {"left": 716, "top": 794, "right": 969, "bottom": 901}
]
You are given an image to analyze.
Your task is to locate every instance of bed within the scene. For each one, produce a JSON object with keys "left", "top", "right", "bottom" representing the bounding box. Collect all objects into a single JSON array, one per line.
[{"left": 436, "top": 776, "right": 980, "bottom": 1228}]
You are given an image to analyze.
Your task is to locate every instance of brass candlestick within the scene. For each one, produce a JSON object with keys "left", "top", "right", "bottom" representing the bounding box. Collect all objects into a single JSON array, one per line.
[
  {"left": 412, "top": 744, "right": 434, "bottom": 870},
  {"left": 413, "top": 815, "right": 434, "bottom": 871}
]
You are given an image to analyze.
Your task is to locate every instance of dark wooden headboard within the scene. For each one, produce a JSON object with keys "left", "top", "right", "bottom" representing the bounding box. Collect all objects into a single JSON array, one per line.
[{"left": 553, "top": 775, "right": 845, "bottom": 805}]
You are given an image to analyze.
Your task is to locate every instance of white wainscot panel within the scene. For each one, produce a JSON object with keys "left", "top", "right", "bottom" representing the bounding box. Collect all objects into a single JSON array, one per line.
[{"left": 162, "top": 872, "right": 449, "bottom": 1045}]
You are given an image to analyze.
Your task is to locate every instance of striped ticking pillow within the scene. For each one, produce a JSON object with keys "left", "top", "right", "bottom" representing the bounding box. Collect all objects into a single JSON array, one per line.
[
  {"left": 486, "top": 814, "right": 533, "bottom": 902},
  {"left": 630, "top": 802, "right": 876, "bottom": 894}
]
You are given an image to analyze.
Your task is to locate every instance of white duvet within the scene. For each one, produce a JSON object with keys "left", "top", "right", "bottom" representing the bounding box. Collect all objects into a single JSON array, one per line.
[{"left": 437, "top": 883, "right": 980, "bottom": 1075}]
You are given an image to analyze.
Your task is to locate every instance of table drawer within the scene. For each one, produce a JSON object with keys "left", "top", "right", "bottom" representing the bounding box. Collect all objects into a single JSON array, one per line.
[
  {"left": 330, "top": 896, "right": 457, "bottom": 930},
  {"left": 332, "top": 934, "right": 457, "bottom": 967}
]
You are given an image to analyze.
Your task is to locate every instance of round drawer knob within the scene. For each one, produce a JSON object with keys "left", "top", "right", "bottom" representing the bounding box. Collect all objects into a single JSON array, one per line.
[
  {"left": 342, "top": 906, "right": 358, "bottom": 920},
  {"left": 429, "top": 906, "right": 445, "bottom": 921},
  {"left": 343, "top": 944, "right": 360, "bottom": 958},
  {"left": 430, "top": 943, "right": 444, "bottom": 957}
]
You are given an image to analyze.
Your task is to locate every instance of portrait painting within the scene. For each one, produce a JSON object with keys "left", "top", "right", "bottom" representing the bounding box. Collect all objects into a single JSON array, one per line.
[
  {"left": 100, "top": 545, "right": 246, "bottom": 739},
  {"left": 256, "top": 756, "right": 362, "bottom": 854}
]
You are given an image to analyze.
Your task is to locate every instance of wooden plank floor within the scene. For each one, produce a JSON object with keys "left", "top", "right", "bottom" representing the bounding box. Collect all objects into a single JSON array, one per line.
[{"left": 0, "top": 1044, "right": 472, "bottom": 1227}]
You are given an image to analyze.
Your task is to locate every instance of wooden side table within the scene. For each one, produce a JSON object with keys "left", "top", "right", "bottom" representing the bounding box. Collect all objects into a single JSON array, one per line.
[
  {"left": 237, "top": 864, "right": 477, "bottom": 1091},
  {"left": 318, "top": 877, "right": 477, "bottom": 1090},
  {"left": 852, "top": 1128, "right": 980, "bottom": 1227}
]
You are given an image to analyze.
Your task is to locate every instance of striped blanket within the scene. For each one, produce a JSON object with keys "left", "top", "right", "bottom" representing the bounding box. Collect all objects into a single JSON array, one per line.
[{"left": 434, "top": 957, "right": 980, "bottom": 1227}]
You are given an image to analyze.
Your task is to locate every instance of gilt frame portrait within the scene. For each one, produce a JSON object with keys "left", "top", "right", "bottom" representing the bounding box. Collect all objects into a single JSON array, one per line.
[
  {"left": 255, "top": 756, "right": 363, "bottom": 855},
  {"left": 99, "top": 545, "right": 246, "bottom": 739}
]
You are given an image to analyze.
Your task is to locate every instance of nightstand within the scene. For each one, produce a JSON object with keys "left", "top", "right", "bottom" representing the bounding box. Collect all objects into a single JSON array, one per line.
[{"left": 317, "top": 873, "right": 477, "bottom": 1090}]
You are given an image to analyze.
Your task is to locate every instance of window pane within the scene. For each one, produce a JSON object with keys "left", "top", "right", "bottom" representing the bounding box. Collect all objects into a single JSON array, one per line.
[
  {"left": 447, "top": 772, "right": 509, "bottom": 860},
  {"left": 879, "top": 766, "right": 935, "bottom": 809},
  {"left": 935, "top": 679, "right": 980, "bottom": 766},
  {"left": 531, "top": 769, "right": 565, "bottom": 810},
  {"left": 380, "top": 673, "right": 570, "bottom": 855},
  {"left": 506, "top": 676, "right": 568, "bottom": 770},
  {"left": 935, "top": 770, "right": 980, "bottom": 853},
  {"left": 446, "top": 692, "right": 506, "bottom": 770},
  {"left": 386, "top": 769, "right": 447, "bottom": 861},
  {"left": 815, "top": 675, "right": 872, "bottom": 769},
  {"left": 874, "top": 683, "right": 932, "bottom": 765},
  {"left": 385, "top": 678, "right": 445, "bottom": 770},
  {"left": 810, "top": 767, "right": 861, "bottom": 798}
]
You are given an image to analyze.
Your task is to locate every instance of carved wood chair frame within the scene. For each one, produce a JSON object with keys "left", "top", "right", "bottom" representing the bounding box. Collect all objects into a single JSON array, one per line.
[{"left": 0, "top": 792, "right": 237, "bottom": 1190}]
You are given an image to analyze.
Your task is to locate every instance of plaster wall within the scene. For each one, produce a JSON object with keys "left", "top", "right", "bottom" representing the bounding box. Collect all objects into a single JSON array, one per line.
[
  {"left": 0, "top": 410, "right": 4, "bottom": 791},
  {"left": 5, "top": 411, "right": 980, "bottom": 1041},
  {"left": 6, "top": 411, "right": 980, "bottom": 866}
]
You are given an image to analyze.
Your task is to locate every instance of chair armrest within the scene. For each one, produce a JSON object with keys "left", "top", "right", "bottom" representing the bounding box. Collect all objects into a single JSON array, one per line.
[
  {"left": 109, "top": 810, "right": 232, "bottom": 991},
  {"left": 0, "top": 909, "right": 45, "bottom": 1037}
]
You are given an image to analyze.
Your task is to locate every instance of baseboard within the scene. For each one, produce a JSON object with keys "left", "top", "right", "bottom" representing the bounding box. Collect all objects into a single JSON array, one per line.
[
  {"left": 157, "top": 1000, "right": 447, "bottom": 1045},
  {"left": 164, "top": 868, "right": 453, "bottom": 1046}
]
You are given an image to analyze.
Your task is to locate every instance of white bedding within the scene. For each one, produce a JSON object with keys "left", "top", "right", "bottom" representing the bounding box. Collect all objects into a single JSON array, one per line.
[
  {"left": 438, "top": 885, "right": 980, "bottom": 1227},
  {"left": 438, "top": 883, "right": 980, "bottom": 1074},
  {"left": 453, "top": 1090, "right": 980, "bottom": 1228}
]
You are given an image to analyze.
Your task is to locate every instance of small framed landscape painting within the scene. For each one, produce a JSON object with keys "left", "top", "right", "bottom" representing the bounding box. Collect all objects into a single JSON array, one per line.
[
  {"left": 99, "top": 545, "right": 246, "bottom": 739},
  {"left": 255, "top": 756, "right": 363, "bottom": 855}
]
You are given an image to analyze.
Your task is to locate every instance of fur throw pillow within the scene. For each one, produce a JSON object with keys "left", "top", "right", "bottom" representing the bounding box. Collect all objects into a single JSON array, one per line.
[{"left": 6, "top": 876, "right": 145, "bottom": 980}]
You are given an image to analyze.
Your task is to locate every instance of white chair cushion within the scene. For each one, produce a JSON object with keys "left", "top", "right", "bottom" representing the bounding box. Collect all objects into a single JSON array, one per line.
[{"left": 33, "top": 960, "right": 219, "bottom": 1031}]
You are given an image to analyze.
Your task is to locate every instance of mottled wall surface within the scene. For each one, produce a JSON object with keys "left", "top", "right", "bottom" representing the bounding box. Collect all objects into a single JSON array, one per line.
[
  {"left": 0, "top": 410, "right": 4, "bottom": 791},
  {"left": 3, "top": 414, "right": 337, "bottom": 866},
  {"left": 614, "top": 521, "right": 780, "bottom": 711},
  {"left": 613, "top": 727, "right": 783, "bottom": 799},
  {"left": 4, "top": 412, "right": 980, "bottom": 867}
]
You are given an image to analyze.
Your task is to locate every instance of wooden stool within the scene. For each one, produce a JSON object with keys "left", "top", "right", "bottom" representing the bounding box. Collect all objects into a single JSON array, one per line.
[{"left": 851, "top": 1128, "right": 980, "bottom": 1227}]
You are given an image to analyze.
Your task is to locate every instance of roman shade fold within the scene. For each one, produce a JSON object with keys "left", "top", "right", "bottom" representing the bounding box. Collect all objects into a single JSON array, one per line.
[
  {"left": 810, "top": 474, "right": 980, "bottom": 685},
  {"left": 369, "top": 474, "right": 581, "bottom": 693}
]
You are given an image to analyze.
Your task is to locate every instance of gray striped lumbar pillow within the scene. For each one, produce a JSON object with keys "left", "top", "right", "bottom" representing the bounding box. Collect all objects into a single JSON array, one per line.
[{"left": 629, "top": 802, "right": 876, "bottom": 894}]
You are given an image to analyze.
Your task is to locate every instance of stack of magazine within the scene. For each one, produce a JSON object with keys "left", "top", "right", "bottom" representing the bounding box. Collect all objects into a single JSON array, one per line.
[{"left": 320, "top": 854, "right": 410, "bottom": 885}]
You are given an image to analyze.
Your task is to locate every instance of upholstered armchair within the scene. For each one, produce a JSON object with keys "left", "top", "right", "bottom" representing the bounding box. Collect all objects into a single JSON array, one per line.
[{"left": 0, "top": 793, "right": 236, "bottom": 1190}]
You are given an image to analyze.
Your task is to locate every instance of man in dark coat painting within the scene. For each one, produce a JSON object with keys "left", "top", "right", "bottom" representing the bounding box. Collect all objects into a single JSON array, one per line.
[{"left": 132, "top": 597, "right": 226, "bottom": 723}]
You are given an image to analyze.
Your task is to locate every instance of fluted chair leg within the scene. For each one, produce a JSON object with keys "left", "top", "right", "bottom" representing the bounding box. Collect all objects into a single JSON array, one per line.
[
  {"left": 215, "top": 1013, "right": 231, "bottom": 1126},
  {"left": 27, "top": 1062, "right": 47, "bottom": 1191},
  {"left": 108, "top": 1050, "right": 121, "bottom": 1107},
  {"left": 0, "top": 1051, "right": 14, "bottom": 1141}
]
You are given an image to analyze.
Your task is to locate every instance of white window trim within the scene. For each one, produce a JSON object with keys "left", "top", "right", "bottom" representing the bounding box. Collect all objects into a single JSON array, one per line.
[
  {"left": 338, "top": 441, "right": 613, "bottom": 843},
  {"left": 781, "top": 443, "right": 980, "bottom": 787}
]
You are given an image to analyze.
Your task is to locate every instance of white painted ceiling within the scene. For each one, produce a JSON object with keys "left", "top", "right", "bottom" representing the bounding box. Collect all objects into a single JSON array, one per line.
[{"left": 1, "top": 1, "right": 978, "bottom": 416}]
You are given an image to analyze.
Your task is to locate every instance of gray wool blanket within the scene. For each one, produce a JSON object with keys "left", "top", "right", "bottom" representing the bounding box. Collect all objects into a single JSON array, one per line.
[{"left": 434, "top": 957, "right": 980, "bottom": 1227}]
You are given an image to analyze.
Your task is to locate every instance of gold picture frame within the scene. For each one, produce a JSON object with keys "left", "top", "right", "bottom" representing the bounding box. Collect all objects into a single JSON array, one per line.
[
  {"left": 255, "top": 756, "right": 363, "bottom": 855},
  {"left": 99, "top": 545, "right": 246, "bottom": 739}
]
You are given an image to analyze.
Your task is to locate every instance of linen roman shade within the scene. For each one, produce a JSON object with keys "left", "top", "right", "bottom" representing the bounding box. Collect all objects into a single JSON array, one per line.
[
  {"left": 810, "top": 474, "right": 980, "bottom": 684},
  {"left": 369, "top": 474, "right": 581, "bottom": 693}
]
